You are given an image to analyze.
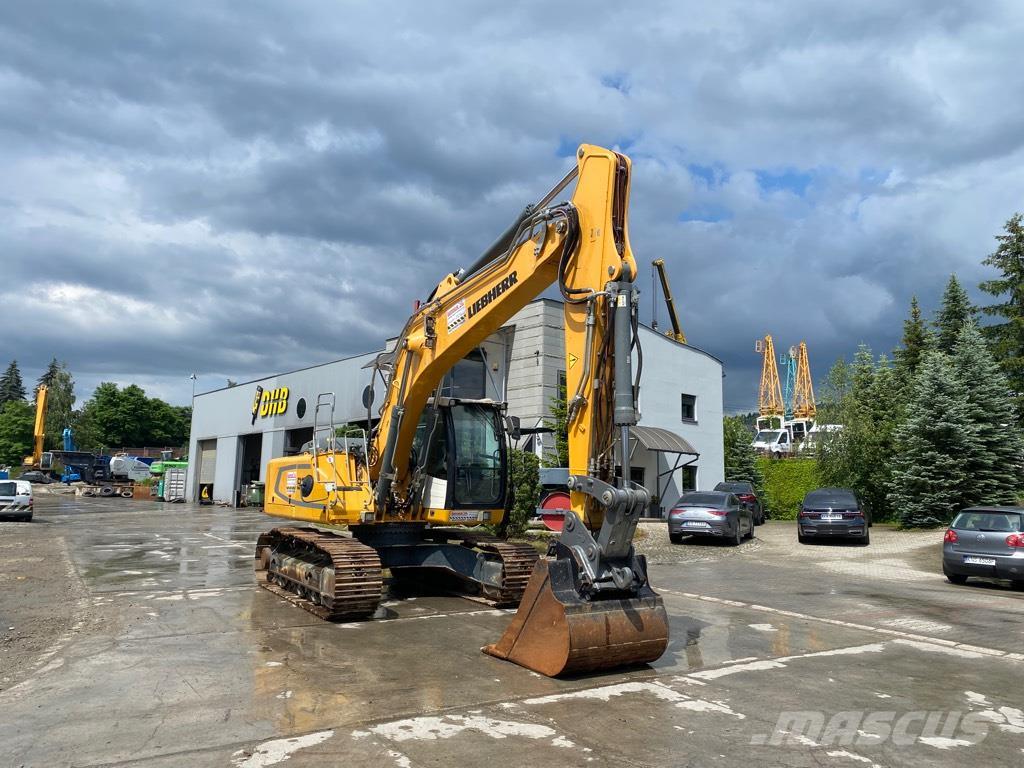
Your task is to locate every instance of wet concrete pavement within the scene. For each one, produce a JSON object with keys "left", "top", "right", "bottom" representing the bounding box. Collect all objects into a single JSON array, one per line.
[{"left": 1, "top": 497, "right": 1023, "bottom": 767}]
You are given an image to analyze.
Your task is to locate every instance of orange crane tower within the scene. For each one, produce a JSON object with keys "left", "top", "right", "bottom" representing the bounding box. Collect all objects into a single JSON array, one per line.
[
  {"left": 792, "top": 341, "right": 816, "bottom": 420},
  {"left": 755, "top": 335, "right": 784, "bottom": 425}
]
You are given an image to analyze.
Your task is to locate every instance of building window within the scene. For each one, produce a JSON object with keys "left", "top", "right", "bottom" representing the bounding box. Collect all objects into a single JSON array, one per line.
[
  {"left": 681, "top": 465, "right": 697, "bottom": 491},
  {"left": 680, "top": 393, "right": 697, "bottom": 422},
  {"left": 443, "top": 349, "right": 487, "bottom": 398}
]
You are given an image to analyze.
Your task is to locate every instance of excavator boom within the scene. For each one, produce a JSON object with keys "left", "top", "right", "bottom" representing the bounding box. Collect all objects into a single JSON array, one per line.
[{"left": 22, "top": 385, "right": 48, "bottom": 468}]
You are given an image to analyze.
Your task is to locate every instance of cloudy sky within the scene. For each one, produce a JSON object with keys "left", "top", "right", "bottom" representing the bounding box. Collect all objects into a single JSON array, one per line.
[{"left": 2, "top": 1, "right": 1023, "bottom": 411}]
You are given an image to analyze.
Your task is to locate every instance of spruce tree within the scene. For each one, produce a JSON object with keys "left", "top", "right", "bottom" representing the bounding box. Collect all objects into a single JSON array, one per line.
[
  {"left": 935, "top": 275, "right": 974, "bottom": 351},
  {"left": 0, "top": 360, "right": 26, "bottom": 405},
  {"left": 895, "top": 296, "right": 931, "bottom": 376},
  {"left": 979, "top": 212, "right": 1024, "bottom": 417},
  {"left": 37, "top": 357, "right": 61, "bottom": 389},
  {"left": 723, "top": 416, "right": 764, "bottom": 495},
  {"left": 889, "top": 352, "right": 978, "bottom": 527},
  {"left": 950, "top": 321, "right": 1023, "bottom": 504}
]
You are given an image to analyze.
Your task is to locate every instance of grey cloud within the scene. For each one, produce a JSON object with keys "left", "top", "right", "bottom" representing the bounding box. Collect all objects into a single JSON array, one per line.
[{"left": 1, "top": 0, "right": 1023, "bottom": 410}]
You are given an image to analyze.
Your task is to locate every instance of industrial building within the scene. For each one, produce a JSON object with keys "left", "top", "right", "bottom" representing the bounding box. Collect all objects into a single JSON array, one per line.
[{"left": 186, "top": 298, "right": 725, "bottom": 515}]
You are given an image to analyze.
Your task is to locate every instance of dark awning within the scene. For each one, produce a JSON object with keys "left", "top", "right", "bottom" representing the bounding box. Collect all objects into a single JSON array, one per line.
[{"left": 629, "top": 425, "right": 699, "bottom": 456}]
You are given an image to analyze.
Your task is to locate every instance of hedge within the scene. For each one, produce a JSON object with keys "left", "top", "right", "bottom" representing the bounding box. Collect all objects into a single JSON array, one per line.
[{"left": 758, "top": 457, "right": 819, "bottom": 520}]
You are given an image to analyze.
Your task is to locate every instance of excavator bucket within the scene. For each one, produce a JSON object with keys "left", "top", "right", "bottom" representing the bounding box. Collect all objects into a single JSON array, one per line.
[{"left": 483, "top": 557, "right": 669, "bottom": 677}]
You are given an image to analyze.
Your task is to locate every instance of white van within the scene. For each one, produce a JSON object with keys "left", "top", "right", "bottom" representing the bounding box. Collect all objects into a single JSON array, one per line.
[
  {"left": 752, "top": 428, "right": 792, "bottom": 457},
  {"left": 0, "top": 479, "right": 33, "bottom": 522}
]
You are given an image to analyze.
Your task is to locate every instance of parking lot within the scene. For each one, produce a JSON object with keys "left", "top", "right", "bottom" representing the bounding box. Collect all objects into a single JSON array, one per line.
[{"left": 2, "top": 496, "right": 1023, "bottom": 767}]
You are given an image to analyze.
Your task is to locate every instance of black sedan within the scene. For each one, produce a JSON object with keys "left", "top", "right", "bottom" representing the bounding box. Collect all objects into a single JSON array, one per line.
[
  {"left": 714, "top": 480, "right": 765, "bottom": 525},
  {"left": 798, "top": 487, "right": 871, "bottom": 545}
]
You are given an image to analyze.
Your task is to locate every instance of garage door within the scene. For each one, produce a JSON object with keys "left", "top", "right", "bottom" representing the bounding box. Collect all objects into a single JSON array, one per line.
[{"left": 198, "top": 440, "right": 217, "bottom": 485}]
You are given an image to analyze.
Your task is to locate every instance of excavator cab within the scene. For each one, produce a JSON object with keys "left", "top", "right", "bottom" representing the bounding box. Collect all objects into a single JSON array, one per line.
[{"left": 411, "top": 397, "right": 510, "bottom": 525}]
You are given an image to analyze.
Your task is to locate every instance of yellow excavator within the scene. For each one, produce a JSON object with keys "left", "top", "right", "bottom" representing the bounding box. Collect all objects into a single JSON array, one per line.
[
  {"left": 256, "top": 144, "right": 669, "bottom": 677},
  {"left": 22, "top": 384, "right": 49, "bottom": 470}
]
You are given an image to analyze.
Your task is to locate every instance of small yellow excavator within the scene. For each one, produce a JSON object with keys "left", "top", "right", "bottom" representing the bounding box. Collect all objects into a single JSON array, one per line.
[{"left": 257, "top": 144, "right": 669, "bottom": 676}]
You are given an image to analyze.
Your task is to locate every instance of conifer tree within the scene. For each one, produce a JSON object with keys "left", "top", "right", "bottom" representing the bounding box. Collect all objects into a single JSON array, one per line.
[
  {"left": 951, "top": 321, "right": 1022, "bottom": 504},
  {"left": 889, "top": 352, "right": 978, "bottom": 527},
  {"left": 895, "top": 296, "right": 931, "bottom": 376},
  {"left": 979, "top": 212, "right": 1024, "bottom": 417},
  {"left": 935, "top": 275, "right": 974, "bottom": 351},
  {"left": 723, "top": 416, "right": 764, "bottom": 495},
  {"left": 0, "top": 360, "right": 26, "bottom": 405}
]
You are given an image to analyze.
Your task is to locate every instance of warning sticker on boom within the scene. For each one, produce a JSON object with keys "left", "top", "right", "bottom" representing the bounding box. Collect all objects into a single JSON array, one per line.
[{"left": 447, "top": 300, "right": 467, "bottom": 334}]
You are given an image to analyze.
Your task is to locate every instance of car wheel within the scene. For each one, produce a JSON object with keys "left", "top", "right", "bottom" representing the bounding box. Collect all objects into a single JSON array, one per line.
[
  {"left": 798, "top": 532, "right": 809, "bottom": 545},
  {"left": 744, "top": 518, "right": 754, "bottom": 540},
  {"left": 1011, "top": 580, "right": 1024, "bottom": 591},
  {"left": 860, "top": 530, "right": 870, "bottom": 546},
  {"left": 669, "top": 533, "right": 683, "bottom": 544},
  {"left": 943, "top": 568, "right": 968, "bottom": 585},
  {"left": 731, "top": 524, "right": 742, "bottom": 546}
]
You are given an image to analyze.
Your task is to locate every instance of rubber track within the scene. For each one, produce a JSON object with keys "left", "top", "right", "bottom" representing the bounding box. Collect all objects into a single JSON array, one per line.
[{"left": 255, "top": 527, "right": 383, "bottom": 621}]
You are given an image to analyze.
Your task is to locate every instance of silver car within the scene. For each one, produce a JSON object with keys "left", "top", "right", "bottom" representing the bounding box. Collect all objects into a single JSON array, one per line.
[
  {"left": 942, "top": 506, "right": 1024, "bottom": 589},
  {"left": 668, "top": 490, "right": 754, "bottom": 546}
]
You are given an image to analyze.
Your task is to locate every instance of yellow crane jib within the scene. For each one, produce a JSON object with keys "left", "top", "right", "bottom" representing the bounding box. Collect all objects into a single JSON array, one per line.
[
  {"left": 257, "top": 144, "right": 668, "bottom": 677},
  {"left": 652, "top": 258, "right": 686, "bottom": 344}
]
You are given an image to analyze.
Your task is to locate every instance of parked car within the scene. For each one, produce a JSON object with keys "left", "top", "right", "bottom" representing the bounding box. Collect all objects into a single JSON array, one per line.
[
  {"left": 797, "top": 487, "right": 870, "bottom": 545},
  {"left": 942, "top": 506, "right": 1024, "bottom": 589},
  {"left": 18, "top": 470, "right": 54, "bottom": 484},
  {"left": 668, "top": 490, "right": 754, "bottom": 546},
  {"left": 714, "top": 480, "right": 765, "bottom": 525},
  {"left": 0, "top": 479, "right": 33, "bottom": 522}
]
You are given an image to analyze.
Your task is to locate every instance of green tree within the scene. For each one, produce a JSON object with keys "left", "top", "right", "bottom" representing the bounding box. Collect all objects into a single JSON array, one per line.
[
  {"left": 75, "top": 382, "right": 192, "bottom": 449},
  {"left": 888, "top": 352, "right": 977, "bottom": 527},
  {"left": 895, "top": 296, "right": 931, "bottom": 377},
  {"left": 935, "top": 275, "right": 974, "bottom": 351},
  {"left": 950, "top": 321, "right": 1023, "bottom": 504},
  {"left": 817, "top": 347, "right": 905, "bottom": 519},
  {"left": 722, "top": 416, "right": 764, "bottom": 495},
  {"left": 0, "top": 400, "right": 34, "bottom": 466},
  {"left": 0, "top": 360, "right": 26, "bottom": 405},
  {"left": 979, "top": 212, "right": 1024, "bottom": 417},
  {"left": 505, "top": 449, "right": 541, "bottom": 538},
  {"left": 36, "top": 359, "right": 76, "bottom": 450},
  {"left": 543, "top": 380, "right": 569, "bottom": 467}
]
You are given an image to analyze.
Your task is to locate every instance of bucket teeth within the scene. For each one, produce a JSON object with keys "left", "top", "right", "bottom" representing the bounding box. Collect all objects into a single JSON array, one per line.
[{"left": 482, "top": 557, "right": 669, "bottom": 677}]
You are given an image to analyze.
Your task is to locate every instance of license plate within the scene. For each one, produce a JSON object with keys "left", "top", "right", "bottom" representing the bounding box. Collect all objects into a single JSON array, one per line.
[
  {"left": 684, "top": 521, "right": 710, "bottom": 527},
  {"left": 964, "top": 556, "right": 996, "bottom": 566},
  {"left": 821, "top": 513, "right": 843, "bottom": 521}
]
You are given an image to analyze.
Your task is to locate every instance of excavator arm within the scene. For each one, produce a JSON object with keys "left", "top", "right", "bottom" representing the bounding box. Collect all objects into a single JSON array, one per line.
[
  {"left": 22, "top": 385, "right": 48, "bottom": 468},
  {"left": 371, "top": 145, "right": 641, "bottom": 533}
]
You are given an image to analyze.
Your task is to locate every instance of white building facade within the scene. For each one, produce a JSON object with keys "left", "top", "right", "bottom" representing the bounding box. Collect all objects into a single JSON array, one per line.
[{"left": 186, "top": 299, "right": 724, "bottom": 515}]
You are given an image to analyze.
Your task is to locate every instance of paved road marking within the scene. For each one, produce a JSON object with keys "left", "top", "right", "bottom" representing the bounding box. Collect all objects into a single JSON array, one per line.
[{"left": 660, "top": 588, "right": 1023, "bottom": 662}]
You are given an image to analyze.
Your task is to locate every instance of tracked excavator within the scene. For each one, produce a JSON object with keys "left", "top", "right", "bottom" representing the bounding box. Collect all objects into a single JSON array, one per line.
[{"left": 256, "top": 144, "right": 669, "bottom": 676}]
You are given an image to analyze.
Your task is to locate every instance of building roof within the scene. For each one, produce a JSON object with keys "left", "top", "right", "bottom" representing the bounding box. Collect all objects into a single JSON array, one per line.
[{"left": 630, "top": 425, "right": 699, "bottom": 455}]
